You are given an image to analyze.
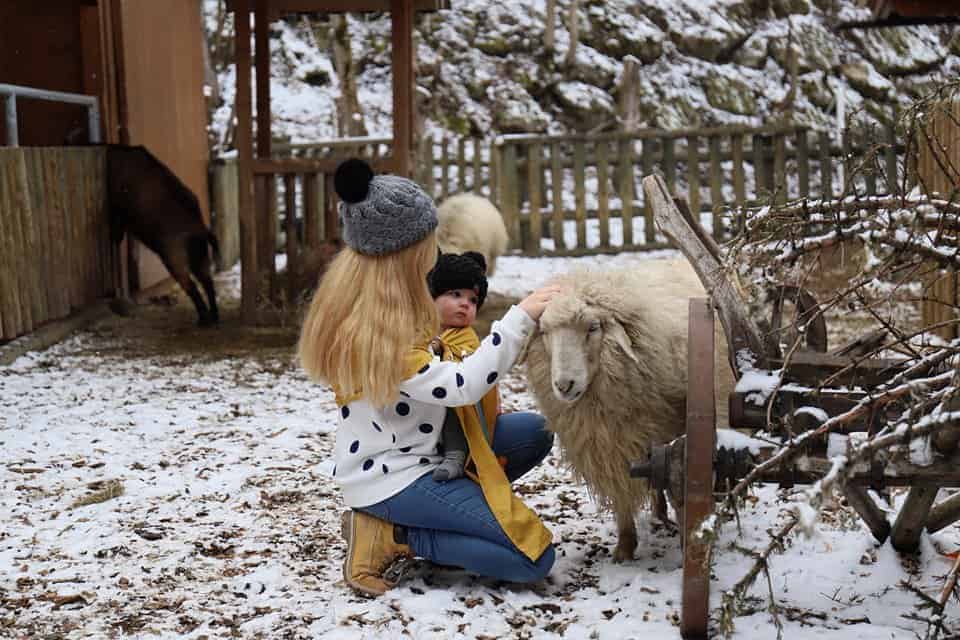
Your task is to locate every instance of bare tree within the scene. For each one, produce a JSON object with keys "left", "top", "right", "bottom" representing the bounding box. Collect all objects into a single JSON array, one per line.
[
  {"left": 544, "top": 0, "right": 557, "bottom": 55},
  {"left": 563, "top": 0, "right": 580, "bottom": 69},
  {"left": 330, "top": 14, "right": 368, "bottom": 137}
]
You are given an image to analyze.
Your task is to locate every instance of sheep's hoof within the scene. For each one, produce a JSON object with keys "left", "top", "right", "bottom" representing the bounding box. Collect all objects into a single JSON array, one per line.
[{"left": 612, "top": 545, "right": 635, "bottom": 563}]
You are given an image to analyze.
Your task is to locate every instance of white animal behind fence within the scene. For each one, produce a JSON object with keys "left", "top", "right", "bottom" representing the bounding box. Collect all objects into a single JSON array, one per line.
[{"left": 436, "top": 193, "right": 509, "bottom": 276}]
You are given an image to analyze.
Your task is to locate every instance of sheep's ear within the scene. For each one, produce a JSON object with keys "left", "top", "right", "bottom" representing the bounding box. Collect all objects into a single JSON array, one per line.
[
  {"left": 515, "top": 325, "right": 539, "bottom": 364},
  {"left": 607, "top": 319, "right": 638, "bottom": 364}
]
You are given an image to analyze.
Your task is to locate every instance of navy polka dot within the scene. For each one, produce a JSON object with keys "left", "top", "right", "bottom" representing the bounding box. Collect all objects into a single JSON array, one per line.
[
  {"left": 372, "top": 421, "right": 382, "bottom": 432},
  {"left": 400, "top": 446, "right": 412, "bottom": 453},
  {"left": 349, "top": 440, "right": 360, "bottom": 454},
  {"left": 419, "top": 423, "right": 434, "bottom": 434},
  {"left": 382, "top": 464, "right": 389, "bottom": 474},
  {"left": 392, "top": 433, "right": 396, "bottom": 443},
  {"left": 492, "top": 332, "right": 502, "bottom": 346},
  {"left": 432, "top": 387, "right": 447, "bottom": 399},
  {"left": 340, "top": 406, "right": 350, "bottom": 419},
  {"left": 418, "top": 364, "right": 430, "bottom": 374},
  {"left": 419, "top": 457, "right": 430, "bottom": 464},
  {"left": 332, "top": 465, "right": 336, "bottom": 476},
  {"left": 487, "top": 372, "right": 498, "bottom": 384},
  {"left": 456, "top": 373, "right": 465, "bottom": 388},
  {"left": 399, "top": 391, "right": 410, "bottom": 398},
  {"left": 396, "top": 402, "right": 410, "bottom": 416},
  {"left": 362, "top": 459, "right": 374, "bottom": 471}
]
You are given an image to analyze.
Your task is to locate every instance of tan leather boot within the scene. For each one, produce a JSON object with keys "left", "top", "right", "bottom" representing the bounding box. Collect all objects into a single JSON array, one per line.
[{"left": 340, "top": 510, "right": 414, "bottom": 597}]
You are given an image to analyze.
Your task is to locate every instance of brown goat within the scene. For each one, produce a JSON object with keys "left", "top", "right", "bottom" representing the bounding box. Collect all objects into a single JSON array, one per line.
[{"left": 107, "top": 145, "right": 219, "bottom": 326}]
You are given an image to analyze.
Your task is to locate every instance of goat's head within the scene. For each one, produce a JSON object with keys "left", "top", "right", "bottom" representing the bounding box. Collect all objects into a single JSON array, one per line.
[{"left": 536, "top": 289, "right": 638, "bottom": 405}]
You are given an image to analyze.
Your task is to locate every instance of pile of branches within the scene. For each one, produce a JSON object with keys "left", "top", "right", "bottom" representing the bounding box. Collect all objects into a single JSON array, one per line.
[{"left": 711, "top": 82, "right": 960, "bottom": 639}]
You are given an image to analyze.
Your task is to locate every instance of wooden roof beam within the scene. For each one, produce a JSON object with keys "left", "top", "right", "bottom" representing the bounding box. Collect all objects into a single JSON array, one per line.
[{"left": 226, "top": 0, "right": 449, "bottom": 15}]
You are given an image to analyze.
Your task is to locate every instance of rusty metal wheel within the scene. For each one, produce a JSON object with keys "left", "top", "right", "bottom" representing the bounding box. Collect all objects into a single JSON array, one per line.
[{"left": 681, "top": 297, "right": 717, "bottom": 640}]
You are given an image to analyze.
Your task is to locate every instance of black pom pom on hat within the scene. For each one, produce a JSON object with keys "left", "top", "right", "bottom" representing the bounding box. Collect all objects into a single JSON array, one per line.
[{"left": 334, "top": 158, "right": 374, "bottom": 204}]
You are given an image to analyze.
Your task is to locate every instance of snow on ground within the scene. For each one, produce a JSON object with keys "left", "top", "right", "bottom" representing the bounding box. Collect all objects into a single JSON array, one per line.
[{"left": 2, "top": 253, "right": 958, "bottom": 639}]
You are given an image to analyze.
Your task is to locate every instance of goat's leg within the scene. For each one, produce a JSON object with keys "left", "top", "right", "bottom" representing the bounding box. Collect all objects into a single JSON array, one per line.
[
  {"left": 162, "top": 252, "right": 213, "bottom": 326},
  {"left": 612, "top": 505, "right": 638, "bottom": 563},
  {"left": 188, "top": 235, "right": 219, "bottom": 324}
]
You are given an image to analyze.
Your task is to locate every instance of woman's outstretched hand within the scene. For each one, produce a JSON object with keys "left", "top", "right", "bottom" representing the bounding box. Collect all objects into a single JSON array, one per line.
[{"left": 518, "top": 284, "right": 563, "bottom": 321}]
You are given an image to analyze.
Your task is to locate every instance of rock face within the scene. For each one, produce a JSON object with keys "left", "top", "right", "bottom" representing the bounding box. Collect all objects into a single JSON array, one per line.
[{"left": 207, "top": 0, "right": 960, "bottom": 146}]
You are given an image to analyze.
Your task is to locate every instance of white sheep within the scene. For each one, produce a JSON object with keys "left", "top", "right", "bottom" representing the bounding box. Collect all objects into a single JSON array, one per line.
[
  {"left": 523, "top": 257, "right": 735, "bottom": 562},
  {"left": 436, "top": 193, "right": 510, "bottom": 276}
]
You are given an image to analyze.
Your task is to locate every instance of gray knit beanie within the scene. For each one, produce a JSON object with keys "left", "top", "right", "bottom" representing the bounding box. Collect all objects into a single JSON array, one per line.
[{"left": 334, "top": 159, "right": 438, "bottom": 256}]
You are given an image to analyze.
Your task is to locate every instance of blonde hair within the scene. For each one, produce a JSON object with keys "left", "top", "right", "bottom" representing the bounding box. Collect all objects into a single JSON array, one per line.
[{"left": 298, "top": 232, "right": 439, "bottom": 406}]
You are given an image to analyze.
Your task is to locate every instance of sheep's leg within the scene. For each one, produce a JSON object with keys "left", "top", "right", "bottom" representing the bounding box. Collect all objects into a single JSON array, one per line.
[
  {"left": 612, "top": 507, "right": 638, "bottom": 563},
  {"left": 653, "top": 490, "right": 678, "bottom": 532}
]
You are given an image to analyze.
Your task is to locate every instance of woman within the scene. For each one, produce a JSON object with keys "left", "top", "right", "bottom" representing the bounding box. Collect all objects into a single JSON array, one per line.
[{"left": 298, "top": 159, "right": 560, "bottom": 596}]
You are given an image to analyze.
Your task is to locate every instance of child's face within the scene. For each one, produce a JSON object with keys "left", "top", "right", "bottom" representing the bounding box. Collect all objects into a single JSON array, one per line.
[{"left": 435, "top": 288, "right": 479, "bottom": 328}]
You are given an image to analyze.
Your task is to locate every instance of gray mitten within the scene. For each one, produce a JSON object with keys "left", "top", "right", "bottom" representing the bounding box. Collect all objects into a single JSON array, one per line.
[{"left": 432, "top": 450, "right": 467, "bottom": 482}]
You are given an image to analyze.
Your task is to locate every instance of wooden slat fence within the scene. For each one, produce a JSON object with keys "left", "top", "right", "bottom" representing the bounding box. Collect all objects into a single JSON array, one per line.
[
  {"left": 0, "top": 147, "right": 112, "bottom": 344},
  {"left": 494, "top": 121, "right": 903, "bottom": 256}
]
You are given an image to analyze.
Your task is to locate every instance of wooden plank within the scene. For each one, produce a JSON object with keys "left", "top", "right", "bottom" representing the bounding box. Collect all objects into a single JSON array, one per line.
[
  {"left": 927, "top": 490, "right": 960, "bottom": 534},
  {"left": 457, "top": 137, "right": 467, "bottom": 192},
  {"left": 527, "top": 143, "right": 542, "bottom": 256},
  {"left": 842, "top": 485, "right": 890, "bottom": 543},
  {"left": 819, "top": 131, "right": 833, "bottom": 200},
  {"left": 64, "top": 152, "right": 84, "bottom": 313},
  {"left": 641, "top": 138, "right": 655, "bottom": 244},
  {"left": 731, "top": 134, "right": 746, "bottom": 234},
  {"left": 0, "top": 150, "right": 24, "bottom": 339},
  {"left": 391, "top": 0, "right": 414, "bottom": 176},
  {"left": 550, "top": 142, "right": 565, "bottom": 251},
  {"left": 48, "top": 150, "right": 70, "bottom": 319},
  {"left": 324, "top": 172, "right": 339, "bottom": 241},
  {"left": 796, "top": 129, "right": 810, "bottom": 198},
  {"left": 680, "top": 297, "right": 715, "bottom": 639},
  {"left": 440, "top": 136, "right": 450, "bottom": 200},
  {"left": 424, "top": 135, "right": 435, "bottom": 198},
  {"left": 284, "top": 174, "right": 298, "bottom": 303},
  {"left": 752, "top": 133, "right": 766, "bottom": 202},
  {"left": 573, "top": 141, "right": 586, "bottom": 249},
  {"left": 22, "top": 149, "right": 49, "bottom": 326},
  {"left": 235, "top": 0, "right": 258, "bottom": 323},
  {"left": 11, "top": 150, "right": 38, "bottom": 333},
  {"left": 708, "top": 135, "right": 723, "bottom": 241},
  {"left": 303, "top": 171, "right": 319, "bottom": 249},
  {"left": 618, "top": 139, "right": 634, "bottom": 247},
  {"left": 596, "top": 140, "right": 610, "bottom": 249},
  {"left": 686, "top": 135, "right": 700, "bottom": 220},
  {"left": 501, "top": 143, "right": 520, "bottom": 250},
  {"left": 472, "top": 138, "right": 482, "bottom": 194},
  {"left": 773, "top": 133, "right": 787, "bottom": 204},
  {"left": 662, "top": 137, "right": 676, "bottom": 193}
]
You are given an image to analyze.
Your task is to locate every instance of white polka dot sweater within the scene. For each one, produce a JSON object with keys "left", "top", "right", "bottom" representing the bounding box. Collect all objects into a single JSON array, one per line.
[{"left": 332, "top": 305, "right": 536, "bottom": 508}]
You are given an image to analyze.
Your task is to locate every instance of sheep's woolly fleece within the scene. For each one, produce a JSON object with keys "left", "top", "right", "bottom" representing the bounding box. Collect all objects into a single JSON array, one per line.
[{"left": 2, "top": 252, "right": 960, "bottom": 640}]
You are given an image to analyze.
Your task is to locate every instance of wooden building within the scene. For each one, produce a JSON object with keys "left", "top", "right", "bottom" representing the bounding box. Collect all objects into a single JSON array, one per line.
[{"left": 0, "top": 0, "right": 210, "bottom": 296}]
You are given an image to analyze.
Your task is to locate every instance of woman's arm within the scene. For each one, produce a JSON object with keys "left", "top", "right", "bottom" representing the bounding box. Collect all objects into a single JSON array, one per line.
[{"left": 399, "top": 305, "right": 533, "bottom": 406}]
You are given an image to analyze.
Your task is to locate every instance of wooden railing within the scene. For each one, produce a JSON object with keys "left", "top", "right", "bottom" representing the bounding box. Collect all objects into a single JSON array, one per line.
[
  {"left": 0, "top": 147, "right": 113, "bottom": 343},
  {"left": 494, "top": 122, "right": 903, "bottom": 256}
]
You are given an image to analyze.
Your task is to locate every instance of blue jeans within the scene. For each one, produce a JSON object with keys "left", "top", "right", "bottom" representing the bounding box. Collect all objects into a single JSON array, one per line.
[{"left": 360, "top": 411, "right": 556, "bottom": 583}]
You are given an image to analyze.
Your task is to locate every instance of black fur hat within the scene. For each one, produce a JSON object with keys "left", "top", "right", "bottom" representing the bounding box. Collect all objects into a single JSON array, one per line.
[{"left": 427, "top": 251, "right": 488, "bottom": 308}]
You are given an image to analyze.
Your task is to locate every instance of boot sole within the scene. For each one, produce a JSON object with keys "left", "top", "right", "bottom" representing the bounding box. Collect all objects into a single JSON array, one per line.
[{"left": 341, "top": 510, "right": 388, "bottom": 598}]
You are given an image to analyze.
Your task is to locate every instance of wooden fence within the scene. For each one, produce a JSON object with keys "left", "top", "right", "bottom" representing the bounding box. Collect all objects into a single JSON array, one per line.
[
  {"left": 0, "top": 147, "right": 113, "bottom": 343},
  {"left": 237, "top": 121, "right": 900, "bottom": 259},
  {"left": 914, "top": 94, "right": 960, "bottom": 341}
]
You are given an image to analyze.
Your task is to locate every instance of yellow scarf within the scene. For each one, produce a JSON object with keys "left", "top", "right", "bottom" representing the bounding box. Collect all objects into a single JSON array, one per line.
[{"left": 416, "top": 327, "right": 553, "bottom": 562}]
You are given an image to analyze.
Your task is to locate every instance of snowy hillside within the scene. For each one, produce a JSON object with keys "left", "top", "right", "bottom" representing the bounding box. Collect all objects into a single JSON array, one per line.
[{"left": 204, "top": 0, "right": 960, "bottom": 150}]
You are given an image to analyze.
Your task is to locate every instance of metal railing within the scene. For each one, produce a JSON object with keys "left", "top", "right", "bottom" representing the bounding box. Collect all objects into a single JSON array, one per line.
[{"left": 0, "top": 83, "right": 101, "bottom": 146}]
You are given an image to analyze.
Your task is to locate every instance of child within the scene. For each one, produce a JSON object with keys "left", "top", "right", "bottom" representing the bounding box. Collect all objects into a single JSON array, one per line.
[
  {"left": 426, "top": 251, "right": 490, "bottom": 482},
  {"left": 298, "top": 158, "right": 561, "bottom": 597}
]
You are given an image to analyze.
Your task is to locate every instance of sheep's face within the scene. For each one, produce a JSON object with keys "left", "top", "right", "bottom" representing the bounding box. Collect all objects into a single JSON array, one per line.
[{"left": 537, "top": 304, "right": 607, "bottom": 404}]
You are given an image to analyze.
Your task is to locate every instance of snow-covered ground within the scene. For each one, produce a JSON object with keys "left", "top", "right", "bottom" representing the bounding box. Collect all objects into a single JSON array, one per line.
[{"left": 2, "top": 253, "right": 958, "bottom": 639}]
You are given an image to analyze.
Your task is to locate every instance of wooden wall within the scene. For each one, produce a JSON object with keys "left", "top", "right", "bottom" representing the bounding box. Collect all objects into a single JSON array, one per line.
[
  {"left": 118, "top": 0, "right": 211, "bottom": 290},
  {"left": 0, "top": 147, "right": 112, "bottom": 343}
]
